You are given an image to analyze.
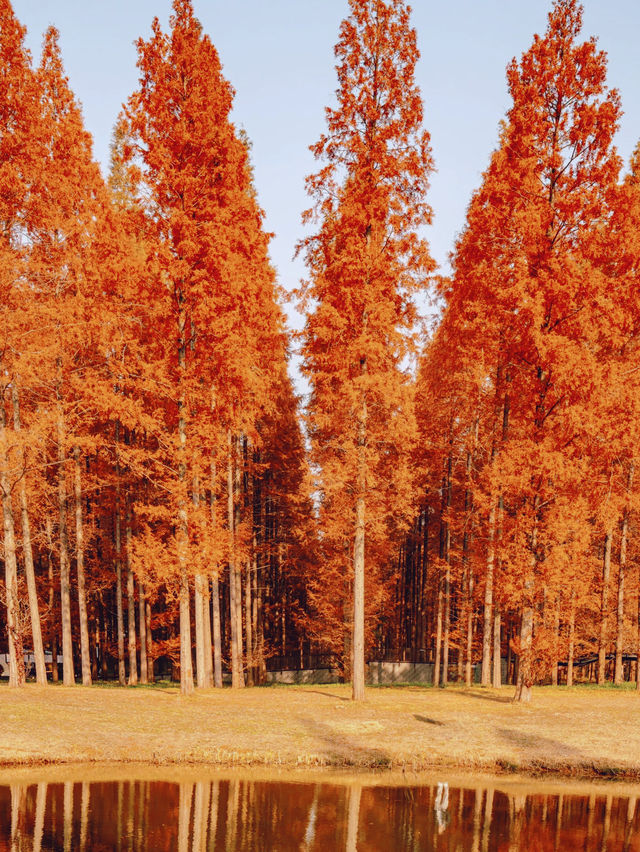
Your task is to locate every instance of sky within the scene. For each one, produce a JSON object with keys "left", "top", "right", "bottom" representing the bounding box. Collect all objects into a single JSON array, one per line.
[{"left": 11, "top": 0, "right": 640, "bottom": 383}]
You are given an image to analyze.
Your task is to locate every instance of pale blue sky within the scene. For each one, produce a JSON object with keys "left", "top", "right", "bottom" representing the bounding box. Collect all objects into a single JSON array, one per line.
[{"left": 12, "top": 1, "right": 640, "bottom": 356}]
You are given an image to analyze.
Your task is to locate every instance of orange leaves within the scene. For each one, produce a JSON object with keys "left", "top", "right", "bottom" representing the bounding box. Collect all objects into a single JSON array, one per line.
[
  {"left": 410, "top": 0, "right": 638, "bottom": 689},
  {"left": 300, "top": 0, "right": 433, "bottom": 663}
]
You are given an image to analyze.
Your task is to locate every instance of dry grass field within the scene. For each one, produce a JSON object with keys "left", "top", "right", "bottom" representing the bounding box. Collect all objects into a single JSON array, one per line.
[{"left": 0, "top": 682, "right": 637, "bottom": 779}]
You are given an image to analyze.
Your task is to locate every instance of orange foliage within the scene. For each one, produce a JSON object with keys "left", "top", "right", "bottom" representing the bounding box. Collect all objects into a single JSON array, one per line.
[{"left": 299, "top": 0, "right": 434, "bottom": 683}]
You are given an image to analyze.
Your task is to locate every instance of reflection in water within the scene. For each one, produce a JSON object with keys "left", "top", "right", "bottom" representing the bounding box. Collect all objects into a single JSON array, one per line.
[
  {"left": 434, "top": 781, "right": 449, "bottom": 834},
  {"left": 302, "top": 785, "right": 319, "bottom": 850},
  {"left": 0, "top": 776, "right": 638, "bottom": 850},
  {"left": 345, "top": 783, "right": 361, "bottom": 852}
]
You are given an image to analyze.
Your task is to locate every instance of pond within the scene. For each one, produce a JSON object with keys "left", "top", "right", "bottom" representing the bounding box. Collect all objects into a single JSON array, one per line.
[{"left": 0, "top": 770, "right": 637, "bottom": 850}]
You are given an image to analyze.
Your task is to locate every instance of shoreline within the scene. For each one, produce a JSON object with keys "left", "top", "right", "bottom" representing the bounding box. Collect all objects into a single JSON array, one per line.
[
  {"left": 0, "top": 753, "right": 637, "bottom": 784},
  {"left": 0, "top": 754, "right": 640, "bottom": 786}
]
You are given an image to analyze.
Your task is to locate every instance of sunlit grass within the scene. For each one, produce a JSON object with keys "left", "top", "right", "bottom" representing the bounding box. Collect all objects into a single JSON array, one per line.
[{"left": 0, "top": 681, "right": 637, "bottom": 779}]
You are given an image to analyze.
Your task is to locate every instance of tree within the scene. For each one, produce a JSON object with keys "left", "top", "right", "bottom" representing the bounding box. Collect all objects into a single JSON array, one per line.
[
  {"left": 300, "top": 0, "right": 434, "bottom": 700},
  {"left": 118, "top": 0, "right": 294, "bottom": 693},
  {"left": 29, "top": 27, "right": 118, "bottom": 687},
  {"left": 406, "top": 0, "right": 624, "bottom": 700},
  {"left": 0, "top": 0, "right": 42, "bottom": 687},
  {"left": 485, "top": 0, "right": 621, "bottom": 701}
]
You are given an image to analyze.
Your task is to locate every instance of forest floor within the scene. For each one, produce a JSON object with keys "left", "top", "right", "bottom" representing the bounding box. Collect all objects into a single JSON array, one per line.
[{"left": 0, "top": 682, "right": 637, "bottom": 780}]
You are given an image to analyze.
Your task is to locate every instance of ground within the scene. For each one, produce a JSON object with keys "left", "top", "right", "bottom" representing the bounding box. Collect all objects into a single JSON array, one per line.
[{"left": 0, "top": 682, "right": 637, "bottom": 780}]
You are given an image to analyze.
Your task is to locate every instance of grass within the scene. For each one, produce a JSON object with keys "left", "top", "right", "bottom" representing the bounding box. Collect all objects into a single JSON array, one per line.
[{"left": 0, "top": 681, "right": 638, "bottom": 780}]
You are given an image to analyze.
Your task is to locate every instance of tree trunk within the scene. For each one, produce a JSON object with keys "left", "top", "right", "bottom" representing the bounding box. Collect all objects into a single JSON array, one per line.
[
  {"left": 567, "top": 590, "right": 575, "bottom": 687},
  {"left": 73, "top": 447, "right": 91, "bottom": 685},
  {"left": 251, "top": 551, "right": 259, "bottom": 684},
  {"left": 115, "top": 507, "right": 126, "bottom": 686},
  {"left": 465, "top": 564, "right": 474, "bottom": 687},
  {"left": 177, "top": 312, "right": 194, "bottom": 697},
  {"left": 352, "top": 490, "right": 366, "bottom": 700},
  {"left": 210, "top": 460, "right": 223, "bottom": 688},
  {"left": 114, "top": 424, "right": 126, "bottom": 685},
  {"left": 46, "top": 518, "right": 59, "bottom": 683},
  {"left": 464, "top": 502, "right": 474, "bottom": 687},
  {"left": 351, "top": 370, "right": 367, "bottom": 702},
  {"left": 179, "top": 574, "right": 194, "bottom": 695},
  {"left": 202, "top": 577, "right": 213, "bottom": 689},
  {"left": 598, "top": 528, "right": 613, "bottom": 685},
  {"left": 227, "top": 433, "right": 244, "bottom": 688},
  {"left": 256, "top": 557, "right": 266, "bottom": 685},
  {"left": 516, "top": 605, "right": 534, "bottom": 703},
  {"left": 442, "top": 559, "right": 450, "bottom": 686},
  {"left": 191, "top": 475, "right": 209, "bottom": 689},
  {"left": 343, "top": 564, "right": 353, "bottom": 680},
  {"left": 492, "top": 605, "right": 501, "bottom": 687},
  {"left": 245, "top": 560, "right": 254, "bottom": 686},
  {"left": 551, "top": 598, "right": 560, "bottom": 686},
  {"left": 493, "top": 493, "right": 505, "bottom": 689},
  {"left": 463, "top": 510, "right": 473, "bottom": 687},
  {"left": 615, "top": 521, "right": 628, "bottom": 685},
  {"left": 126, "top": 502, "right": 138, "bottom": 685},
  {"left": 138, "top": 582, "right": 148, "bottom": 684},
  {"left": 463, "top": 422, "right": 478, "bottom": 688},
  {"left": 56, "top": 400, "right": 74, "bottom": 686},
  {"left": 0, "top": 394, "right": 23, "bottom": 687},
  {"left": 481, "top": 504, "right": 496, "bottom": 685},
  {"left": 234, "top": 446, "right": 245, "bottom": 678},
  {"left": 145, "top": 598, "right": 154, "bottom": 683},
  {"left": 212, "top": 574, "right": 223, "bottom": 689},
  {"left": 615, "top": 463, "right": 634, "bottom": 685},
  {"left": 440, "top": 450, "right": 452, "bottom": 687},
  {"left": 515, "top": 497, "right": 538, "bottom": 702},
  {"left": 11, "top": 384, "right": 46, "bottom": 685},
  {"left": 98, "top": 598, "right": 107, "bottom": 680},
  {"left": 89, "top": 599, "right": 98, "bottom": 682},
  {"left": 433, "top": 562, "right": 443, "bottom": 687},
  {"left": 194, "top": 569, "right": 205, "bottom": 689}
]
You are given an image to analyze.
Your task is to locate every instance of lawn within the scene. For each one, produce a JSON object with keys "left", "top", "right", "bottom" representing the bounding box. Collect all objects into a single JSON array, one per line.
[{"left": 0, "top": 682, "right": 637, "bottom": 779}]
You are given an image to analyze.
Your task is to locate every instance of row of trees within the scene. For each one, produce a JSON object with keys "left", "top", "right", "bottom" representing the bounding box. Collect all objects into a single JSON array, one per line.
[
  {"left": 2, "top": 0, "right": 640, "bottom": 702},
  {"left": 0, "top": 0, "right": 314, "bottom": 694},
  {"left": 384, "top": 1, "right": 640, "bottom": 699},
  {"left": 297, "top": 0, "right": 640, "bottom": 702}
]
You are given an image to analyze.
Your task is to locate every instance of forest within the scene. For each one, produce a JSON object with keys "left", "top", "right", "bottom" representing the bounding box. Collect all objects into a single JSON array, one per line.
[{"left": 1, "top": 0, "right": 639, "bottom": 703}]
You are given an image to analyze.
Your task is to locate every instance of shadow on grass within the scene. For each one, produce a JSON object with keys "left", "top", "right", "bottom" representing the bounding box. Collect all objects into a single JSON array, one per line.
[
  {"left": 450, "top": 688, "right": 514, "bottom": 704},
  {"left": 91, "top": 679, "right": 178, "bottom": 692},
  {"left": 296, "top": 689, "right": 350, "bottom": 702},
  {"left": 413, "top": 714, "right": 444, "bottom": 726},
  {"left": 496, "top": 727, "right": 585, "bottom": 762},
  {"left": 299, "top": 717, "right": 392, "bottom": 768}
]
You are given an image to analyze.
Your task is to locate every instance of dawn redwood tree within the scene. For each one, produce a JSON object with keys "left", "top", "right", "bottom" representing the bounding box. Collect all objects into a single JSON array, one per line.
[
  {"left": 300, "top": 0, "right": 434, "bottom": 700},
  {"left": 118, "top": 0, "right": 289, "bottom": 693},
  {"left": 28, "top": 27, "right": 119, "bottom": 687},
  {"left": 493, "top": 0, "right": 621, "bottom": 701},
  {"left": 118, "top": 0, "right": 237, "bottom": 694},
  {"left": 604, "top": 142, "right": 640, "bottom": 689},
  {"left": 0, "top": 0, "right": 42, "bottom": 687}
]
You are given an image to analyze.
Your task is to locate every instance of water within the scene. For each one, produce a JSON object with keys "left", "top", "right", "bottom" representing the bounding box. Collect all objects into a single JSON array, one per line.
[{"left": 0, "top": 772, "right": 638, "bottom": 850}]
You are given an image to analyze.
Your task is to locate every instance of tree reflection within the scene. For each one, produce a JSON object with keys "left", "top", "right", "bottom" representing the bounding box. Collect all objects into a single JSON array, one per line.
[
  {"left": 345, "top": 784, "right": 361, "bottom": 852},
  {"left": 2, "top": 776, "right": 640, "bottom": 850},
  {"left": 32, "top": 782, "right": 46, "bottom": 852}
]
